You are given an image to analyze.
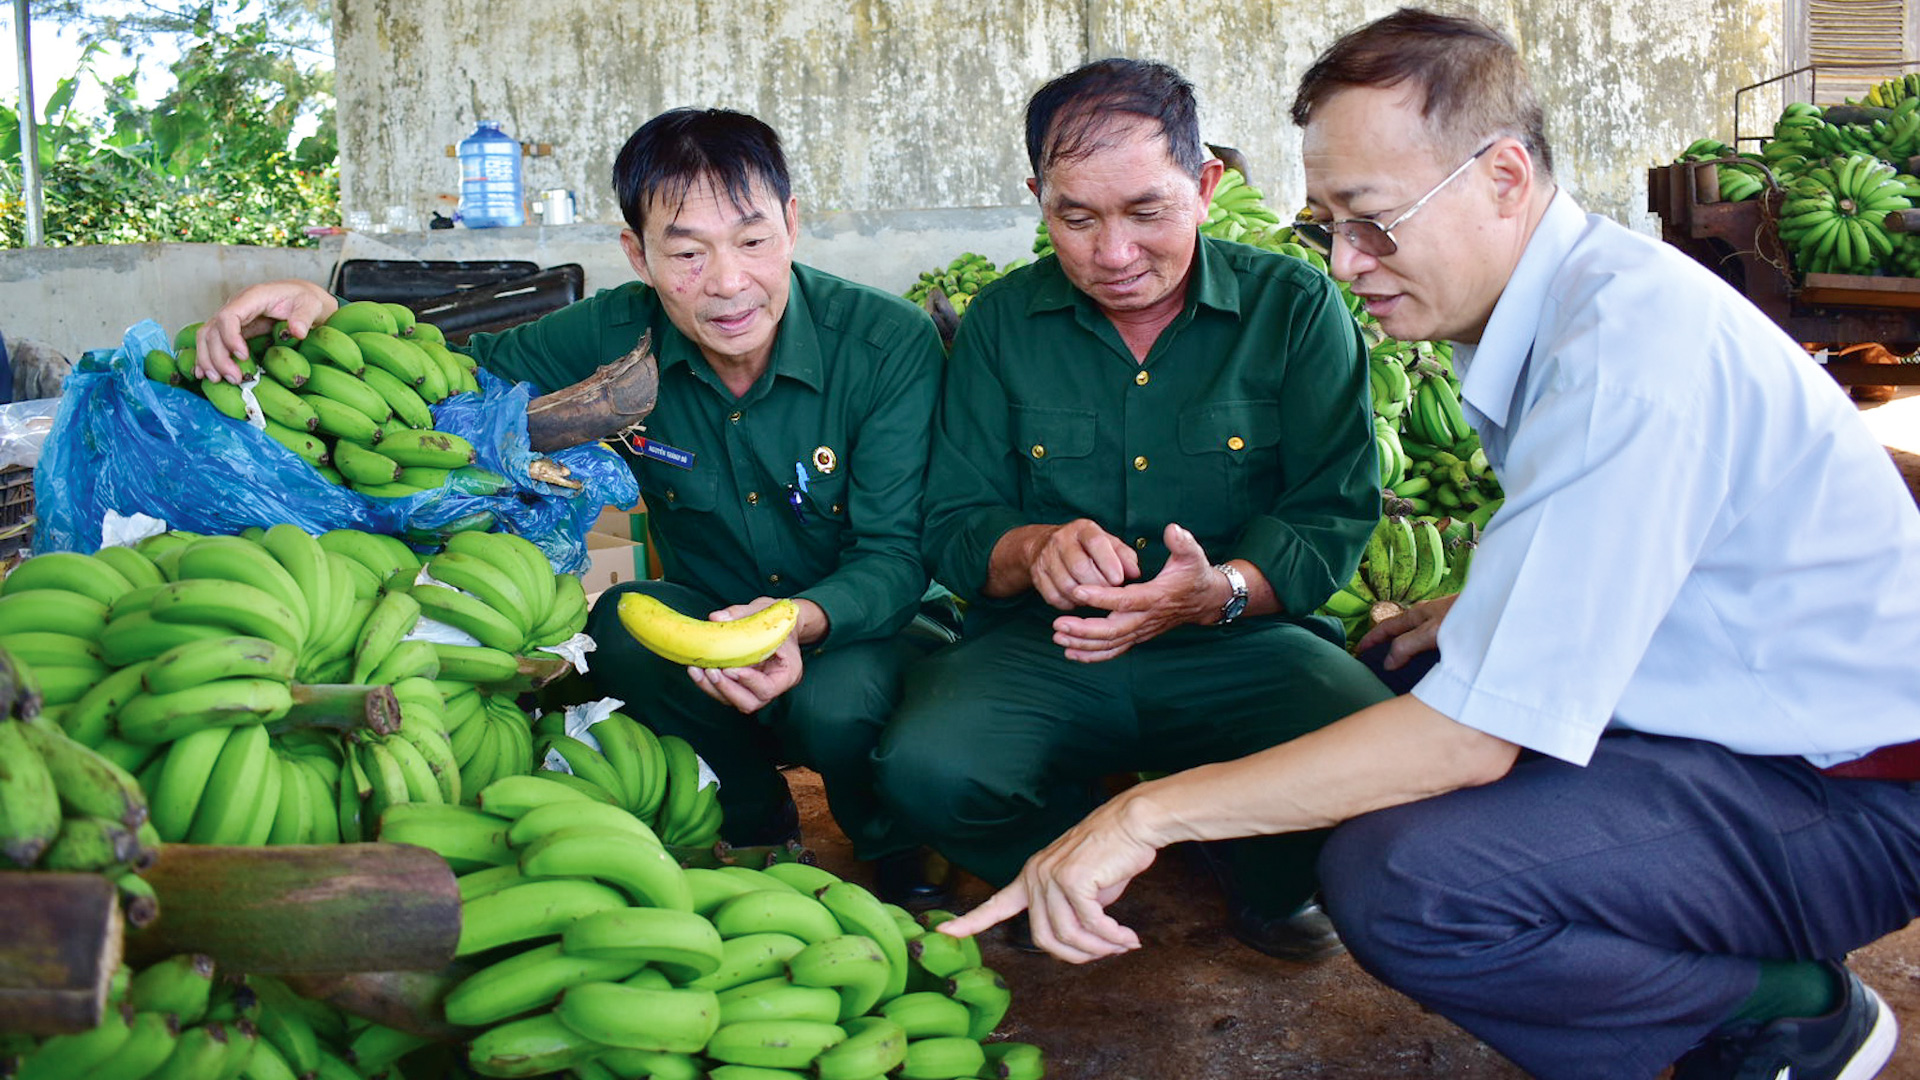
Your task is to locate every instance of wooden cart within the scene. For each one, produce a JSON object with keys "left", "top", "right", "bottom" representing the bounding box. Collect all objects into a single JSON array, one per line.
[{"left": 1647, "top": 162, "right": 1920, "bottom": 387}]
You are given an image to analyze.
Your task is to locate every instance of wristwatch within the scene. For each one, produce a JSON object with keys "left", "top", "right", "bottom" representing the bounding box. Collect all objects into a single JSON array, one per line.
[{"left": 1213, "top": 563, "right": 1248, "bottom": 625}]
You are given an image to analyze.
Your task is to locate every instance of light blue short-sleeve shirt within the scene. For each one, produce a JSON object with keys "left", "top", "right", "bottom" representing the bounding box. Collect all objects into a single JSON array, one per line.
[{"left": 1413, "top": 191, "right": 1920, "bottom": 768}]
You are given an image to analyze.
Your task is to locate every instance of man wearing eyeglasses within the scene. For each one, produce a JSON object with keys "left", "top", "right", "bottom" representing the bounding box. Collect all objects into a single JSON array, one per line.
[
  {"left": 938, "top": 10, "right": 1920, "bottom": 1080},
  {"left": 876, "top": 57, "right": 1393, "bottom": 961}
]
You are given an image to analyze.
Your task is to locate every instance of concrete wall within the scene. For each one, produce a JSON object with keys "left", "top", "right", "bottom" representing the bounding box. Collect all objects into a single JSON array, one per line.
[
  {"left": 335, "top": 0, "right": 1790, "bottom": 232},
  {"left": 0, "top": 243, "right": 336, "bottom": 364},
  {"left": 0, "top": 205, "right": 1038, "bottom": 361}
]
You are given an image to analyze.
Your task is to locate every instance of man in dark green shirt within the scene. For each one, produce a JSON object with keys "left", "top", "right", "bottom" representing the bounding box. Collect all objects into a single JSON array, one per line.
[
  {"left": 875, "top": 59, "right": 1392, "bottom": 956},
  {"left": 196, "top": 108, "right": 950, "bottom": 904}
]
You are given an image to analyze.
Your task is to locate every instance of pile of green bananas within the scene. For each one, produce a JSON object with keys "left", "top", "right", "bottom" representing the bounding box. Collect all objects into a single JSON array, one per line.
[
  {"left": 377, "top": 773, "right": 1039, "bottom": 1080},
  {"left": 902, "top": 253, "right": 1027, "bottom": 316},
  {"left": 144, "top": 301, "right": 488, "bottom": 501},
  {"left": 1321, "top": 514, "right": 1484, "bottom": 638},
  {"left": 1777, "top": 151, "right": 1916, "bottom": 275},
  {"left": 1860, "top": 72, "right": 1920, "bottom": 109},
  {"left": 0, "top": 645, "right": 162, "bottom": 929},
  {"left": 1201, "top": 169, "right": 1285, "bottom": 243},
  {"left": 0, "top": 521, "right": 593, "bottom": 853},
  {"left": 1766, "top": 98, "right": 1920, "bottom": 167},
  {"left": 1673, "top": 138, "right": 1771, "bottom": 202},
  {"left": 4, "top": 953, "right": 374, "bottom": 1080},
  {"left": 521, "top": 710, "right": 724, "bottom": 850}
]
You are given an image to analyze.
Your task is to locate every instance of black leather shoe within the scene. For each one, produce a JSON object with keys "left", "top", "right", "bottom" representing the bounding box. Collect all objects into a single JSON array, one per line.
[
  {"left": 1227, "top": 899, "right": 1346, "bottom": 963},
  {"left": 873, "top": 847, "right": 953, "bottom": 911},
  {"left": 1183, "top": 841, "right": 1346, "bottom": 963}
]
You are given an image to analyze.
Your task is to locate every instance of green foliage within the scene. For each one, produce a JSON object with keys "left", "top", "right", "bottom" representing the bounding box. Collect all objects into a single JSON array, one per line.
[{"left": 0, "top": 2, "right": 338, "bottom": 247}]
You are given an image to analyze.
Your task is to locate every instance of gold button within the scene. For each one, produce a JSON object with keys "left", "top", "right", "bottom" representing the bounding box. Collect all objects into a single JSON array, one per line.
[
  {"left": 1134, "top": 536, "right": 1148, "bottom": 549},
  {"left": 830, "top": 504, "right": 842, "bottom": 514},
  {"left": 1227, "top": 436, "right": 1245, "bottom": 451},
  {"left": 1134, "top": 370, "right": 1150, "bottom": 386},
  {"left": 665, "top": 490, "right": 677, "bottom": 502},
  {"left": 768, "top": 573, "right": 781, "bottom": 584},
  {"left": 729, "top": 411, "right": 743, "bottom": 423},
  {"left": 1133, "top": 455, "right": 1148, "bottom": 471},
  {"left": 1031, "top": 445, "right": 1046, "bottom": 459},
  {"left": 746, "top": 491, "right": 760, "bottom": 505}
]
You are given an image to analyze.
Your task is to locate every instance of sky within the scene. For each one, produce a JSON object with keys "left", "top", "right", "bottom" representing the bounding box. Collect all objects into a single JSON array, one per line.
[{"left": 0, "top": 11, "right": 155, "bottom": 118}]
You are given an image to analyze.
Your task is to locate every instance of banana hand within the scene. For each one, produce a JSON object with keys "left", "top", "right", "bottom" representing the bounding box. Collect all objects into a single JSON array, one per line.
[{"left": 688, "top": 598, "right": 811, "bottom": 714}]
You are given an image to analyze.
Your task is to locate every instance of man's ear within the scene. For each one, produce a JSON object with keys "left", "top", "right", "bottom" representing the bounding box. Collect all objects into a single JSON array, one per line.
[
  {"left": 783, "top": 195, "right": 800, "bottom": 243},
  {"left": 1025, "top": 176, "right": 1041, "bottom": 202},
  {"left": 1487, "top": 139, "right": 1534, "bottom": 218},
  {"left": 621, "top": 228, "right": 651, "bottom": 286},
  {"left": 1195, "top": 157, "right": 1226, "bottom": 209}
]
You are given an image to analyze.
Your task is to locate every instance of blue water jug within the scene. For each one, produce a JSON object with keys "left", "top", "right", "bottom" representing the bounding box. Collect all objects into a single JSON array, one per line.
[{"left": 458, "top": 121, "right": 525, "bottom": 228}]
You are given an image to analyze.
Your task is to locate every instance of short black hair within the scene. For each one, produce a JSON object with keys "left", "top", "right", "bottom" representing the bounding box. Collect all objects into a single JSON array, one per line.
[
  {"left": 1291, "top": 8, "right": 1554, "bottom": 177},
  {"left": 611, "top": 108, "right": 792, "bottom": 236},
  {"left": 1025, "top": 59, "right": 1205, "bottom": 189}
]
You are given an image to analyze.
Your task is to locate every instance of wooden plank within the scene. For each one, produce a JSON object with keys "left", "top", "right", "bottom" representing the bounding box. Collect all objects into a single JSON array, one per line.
[
  {"left": 1800, "top": 273, "right": 1920, "bottom": 310},
  {"left": 0, "top": 873, "right": 122, "bottom": 1035},
  {"left": 126, "top": 843, "right": 459, "bottom": 974}
]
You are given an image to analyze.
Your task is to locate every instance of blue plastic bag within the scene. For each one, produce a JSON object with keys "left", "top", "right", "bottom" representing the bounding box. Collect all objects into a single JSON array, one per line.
[{"left": 36, "top": 320, "right": 637, "bottom": 572}]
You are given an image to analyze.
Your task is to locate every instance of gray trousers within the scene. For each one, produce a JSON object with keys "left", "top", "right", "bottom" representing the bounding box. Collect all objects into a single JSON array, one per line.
[{"left": 1319, "top": 732, "right": 1920, "bottom": 1079}]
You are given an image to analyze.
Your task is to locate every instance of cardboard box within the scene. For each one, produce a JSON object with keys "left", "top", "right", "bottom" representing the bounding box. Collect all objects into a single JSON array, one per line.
[
  {"left": 583, "top": 530, "right": 649, "bottom": 599},
  {"left": 593, "top": 502, "right": 648, "bottom": 542}
]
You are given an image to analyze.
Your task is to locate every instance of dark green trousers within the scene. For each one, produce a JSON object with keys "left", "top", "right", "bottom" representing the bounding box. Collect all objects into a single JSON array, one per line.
[
  {"left": 584, "top": 580, "right": 921, "bottom": 861},
  {"left": 874, "top": 614, "right": 1393, "bottom": 918}
]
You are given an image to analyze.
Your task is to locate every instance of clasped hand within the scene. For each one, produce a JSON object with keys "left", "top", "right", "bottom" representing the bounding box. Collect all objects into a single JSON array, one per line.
[
  {"left": 1034, "top": 521, "right": 1223, "bottom": 663},
  {"left": 686, "top": 596, "right": 803, "bottom": 713}
]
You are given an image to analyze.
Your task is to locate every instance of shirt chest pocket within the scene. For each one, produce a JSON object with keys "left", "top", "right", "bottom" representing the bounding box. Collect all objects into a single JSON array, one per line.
[
  {"left": 1177, "top": 401, "right": 1285, "bottom": 526},
  {"left": 639, "top": 459, "right": 720, "bottom": 514},
  {"left": 1012, "top": 405, "right": 1100, "bottom": 515}
]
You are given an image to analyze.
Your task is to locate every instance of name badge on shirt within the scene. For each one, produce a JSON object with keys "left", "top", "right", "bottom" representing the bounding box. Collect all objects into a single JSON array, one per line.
[{"left": 626, "top": 434, "right": 695, "bottom": 470}]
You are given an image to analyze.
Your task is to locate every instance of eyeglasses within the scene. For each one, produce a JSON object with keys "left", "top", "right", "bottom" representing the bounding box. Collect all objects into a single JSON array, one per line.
[{"left": 1293, "top": 142, "right": 1495, "bottom": 258}]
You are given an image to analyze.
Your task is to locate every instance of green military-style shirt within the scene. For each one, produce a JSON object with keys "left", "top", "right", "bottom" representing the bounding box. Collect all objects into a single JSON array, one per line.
[
  {"left": 923, "top": 235, "right": 1378, "bottom": 625},
  {"left": 464, "top": 263, "right": 944, "bottom": 650}
]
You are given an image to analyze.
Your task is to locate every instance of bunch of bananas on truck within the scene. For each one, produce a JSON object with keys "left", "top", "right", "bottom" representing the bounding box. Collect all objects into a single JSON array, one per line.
[
  {"left": 377, "top": 772, "right": 1041, "bottom": 1080},
  {"left": 144, "top": 301, "right": 495, "bottom": 501},
  {"left": 1673, "top": 76, "right": 1920, "bottom": 278}
]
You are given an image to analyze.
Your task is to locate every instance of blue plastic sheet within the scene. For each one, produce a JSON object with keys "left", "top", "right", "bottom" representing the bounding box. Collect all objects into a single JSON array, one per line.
[{"left": 36, "top": 319, "right": 637, "bottom": 572}]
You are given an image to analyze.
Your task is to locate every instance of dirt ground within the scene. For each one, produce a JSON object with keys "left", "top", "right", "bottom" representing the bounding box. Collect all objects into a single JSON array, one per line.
[
  {"left": 788, "top": 766, "right": 1920, "bottom": 1079},
  {"left": 787, "top": 386, "right": 1920, "bottom": 1079}
]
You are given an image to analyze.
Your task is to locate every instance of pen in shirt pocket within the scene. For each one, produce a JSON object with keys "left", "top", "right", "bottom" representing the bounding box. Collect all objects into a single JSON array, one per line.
[{"left": 787, "top": 461, "right": 810, "bottom": 525}]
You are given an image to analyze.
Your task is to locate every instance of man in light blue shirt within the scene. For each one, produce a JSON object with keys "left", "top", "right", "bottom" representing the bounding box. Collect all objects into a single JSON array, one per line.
[{"left": 938, "top": 9, "right": 1920, "bottom": 1079}]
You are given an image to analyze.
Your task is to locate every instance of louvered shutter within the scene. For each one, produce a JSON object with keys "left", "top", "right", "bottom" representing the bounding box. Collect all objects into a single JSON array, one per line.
[{"left": 1805, "top": 0, "right": 1917, "bottom": 103}]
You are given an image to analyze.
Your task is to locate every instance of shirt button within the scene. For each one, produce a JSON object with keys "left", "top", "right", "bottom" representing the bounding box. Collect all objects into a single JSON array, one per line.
[
  {"left": 665, "top": 490, "right": 677, "bottom": 502},
  {"left": 768, "top": 573, "right": 781, "bottom": 584},
  {"left": 729, "top": 411, "right": 743, "bottom": 423},
  {"left": 1031, "top": 445, "right": 1046, "bottom": 459},
  {"left": 746, "top": 491, "right": 760, "bottom": 505},
  {"left": 1227, "top": 436, "right": 1245, "bottom": 451},
  {"left": 830, "top": 504, "right": 843, "bottom": 514},
  {"left": 1134, "top": 370, "right": 1150, "bottom": 386},
  {"left": 1134, "top": 536, "right": 1148, "bottom": 549},
  {"left": 1133, "top": 455, "right": 1149, "bottom": 471}
]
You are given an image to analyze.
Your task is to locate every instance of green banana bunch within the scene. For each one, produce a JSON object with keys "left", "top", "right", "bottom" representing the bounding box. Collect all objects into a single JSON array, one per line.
[
  {"left": 156, "top": 306, "right": 482, "bottom": 501},
  {"left": 1778, "top": 152, "right": 1911, "bottom": 276},
  {"left": 901, "top": 252, "right": 1027, "bottom": 318}
]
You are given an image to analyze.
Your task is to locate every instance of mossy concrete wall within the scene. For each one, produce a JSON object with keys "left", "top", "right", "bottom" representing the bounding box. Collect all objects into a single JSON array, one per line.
[{"left": 335, "top": 0, "right": 1790, "bottom": 239}]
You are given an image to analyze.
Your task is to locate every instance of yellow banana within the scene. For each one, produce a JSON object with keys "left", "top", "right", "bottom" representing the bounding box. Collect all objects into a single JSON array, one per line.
[{"left": 617, "top": 594, "right": 797, "bottom": 668}]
